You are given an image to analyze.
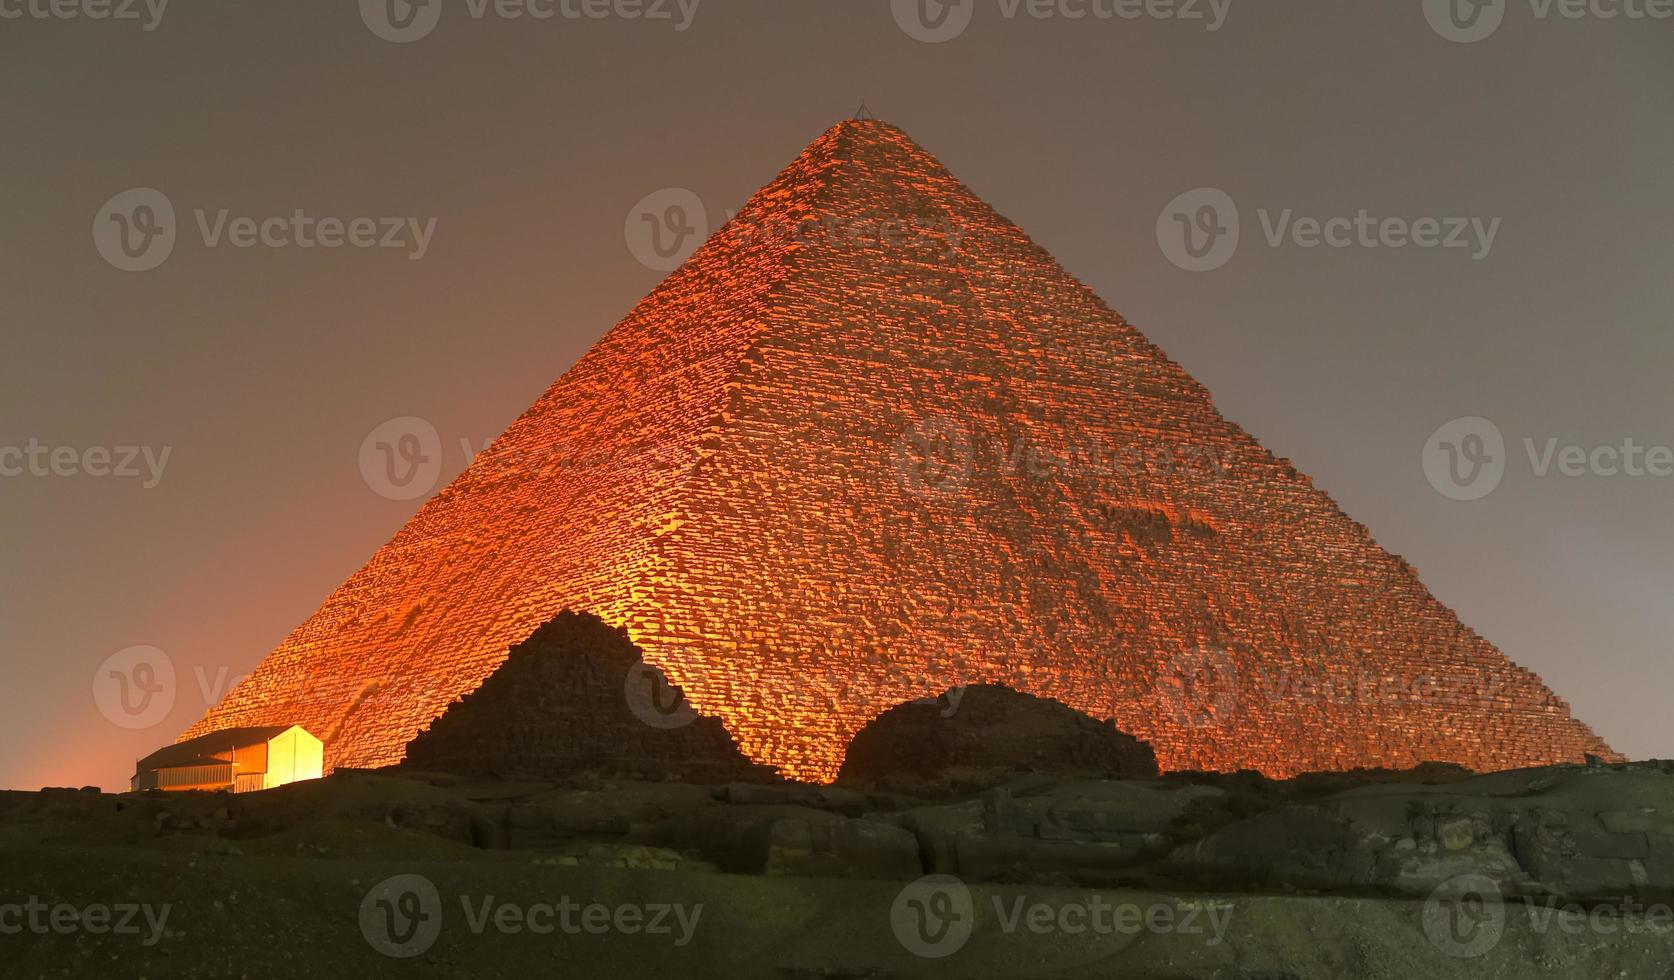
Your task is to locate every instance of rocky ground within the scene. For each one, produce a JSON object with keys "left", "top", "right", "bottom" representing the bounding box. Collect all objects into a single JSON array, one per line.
[{"left": 5, "top": 761, "right": 1674, "bottom": 978}]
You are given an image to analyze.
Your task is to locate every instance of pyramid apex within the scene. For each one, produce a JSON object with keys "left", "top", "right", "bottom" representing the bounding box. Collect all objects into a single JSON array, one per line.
[
  {"left": 832, "top": 116, "right": 899, "bottom": 133},
  {"left": 814, "top": 115, "right": 918, "bottom": 159}
]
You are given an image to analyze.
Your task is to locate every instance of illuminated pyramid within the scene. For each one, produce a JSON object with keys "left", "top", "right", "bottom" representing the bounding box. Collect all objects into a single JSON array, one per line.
[{"left": 183, "top": 119, "right": 1617, "bottom": 780}]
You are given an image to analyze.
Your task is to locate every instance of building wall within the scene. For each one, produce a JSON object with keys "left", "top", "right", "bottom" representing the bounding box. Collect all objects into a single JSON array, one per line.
[
  {"left": 230, "top": 741, "right": 267, "bottom": 775},
  {"left": 137, "top": 763, "right": 233, "bottom": 792},
  {"left": 262, "top": 727, "right": 323, "bottom": 790}
]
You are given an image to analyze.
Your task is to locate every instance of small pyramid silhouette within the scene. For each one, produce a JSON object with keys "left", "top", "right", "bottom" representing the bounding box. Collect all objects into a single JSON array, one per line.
[{"left": 182, "top": 119, "right": 1617, "bottom": 780}]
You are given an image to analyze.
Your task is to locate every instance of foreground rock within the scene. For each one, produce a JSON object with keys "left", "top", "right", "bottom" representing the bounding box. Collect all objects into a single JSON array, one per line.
[
  {"left": 401, "top": 611, "right": 777, "bottom": 784},
  {"left": 8, "top": 761, "right": 1674, "bottom": 977},
  {"left": 836, "top": 683, "right": 1160, "bottom": 794}
]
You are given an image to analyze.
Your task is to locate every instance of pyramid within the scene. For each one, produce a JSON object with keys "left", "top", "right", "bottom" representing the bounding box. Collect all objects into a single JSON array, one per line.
[
  {"left": 183, "top": 119, "right": 1618, "bottom": 781},
  {"left": 400, "top": 611, "right": 777, "bottom": 784}
]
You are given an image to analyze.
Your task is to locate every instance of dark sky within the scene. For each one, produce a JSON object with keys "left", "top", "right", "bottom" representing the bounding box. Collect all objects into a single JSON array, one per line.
[{"left": 2, "top": 0, "right": 1669, "bottom": 790}]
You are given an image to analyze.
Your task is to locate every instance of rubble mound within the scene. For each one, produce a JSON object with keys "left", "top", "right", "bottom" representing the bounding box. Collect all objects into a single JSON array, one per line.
[
  {"left": 401, "top": 611, "right": 777, "bottom": 783},
  {"left": 836, "top": 684, "right": 1159, "bottom": 792}
]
